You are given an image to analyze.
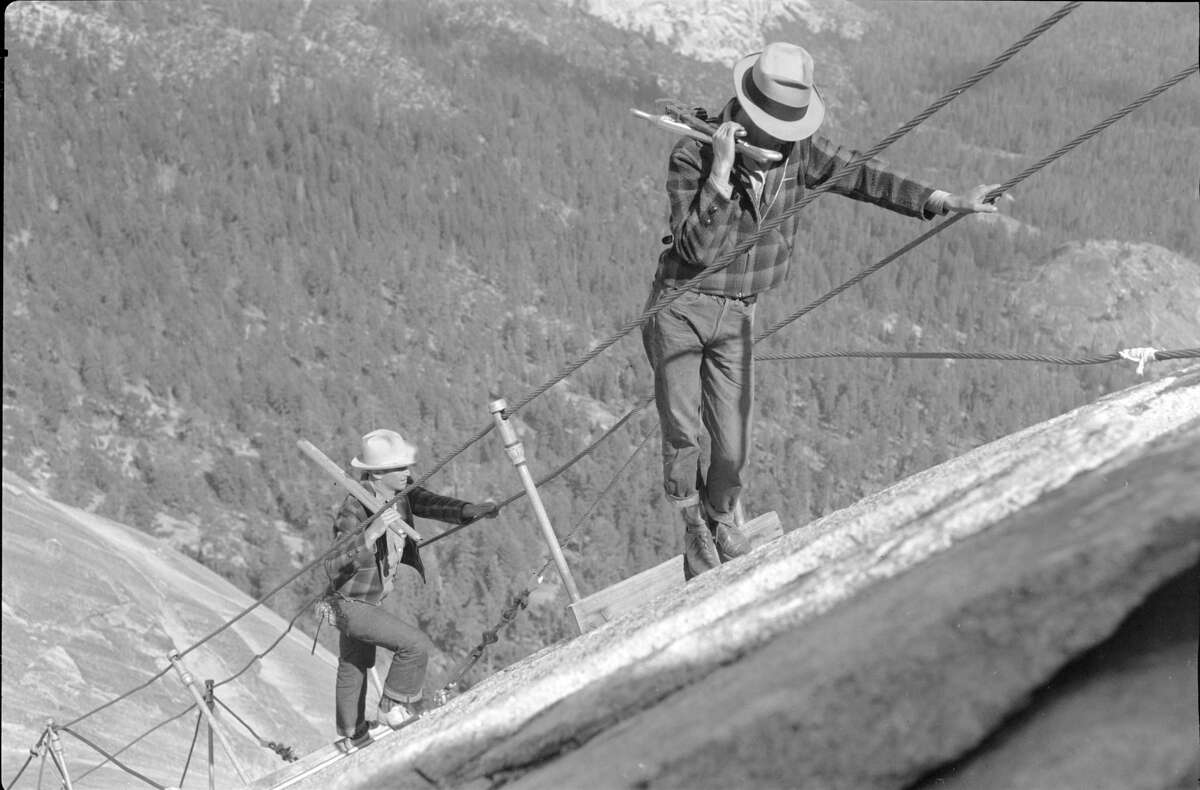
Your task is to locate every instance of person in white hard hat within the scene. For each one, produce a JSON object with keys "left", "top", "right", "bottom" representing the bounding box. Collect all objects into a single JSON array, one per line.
[
  {"left": 643, "top": 42, "right": 1000, "bottom": 580},
  {"left": 322, "top": 428, "right": 498, "bottom": 746}
]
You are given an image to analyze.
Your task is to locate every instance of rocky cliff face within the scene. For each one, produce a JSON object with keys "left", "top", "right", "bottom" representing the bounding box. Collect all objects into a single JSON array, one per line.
[
  {"left": 255, "top": 366, "right": 1199, "bottom": 790},
  {"left": 1013, "top": 240, "right": 1200, "bottom": 352},
  {"left": 0, "top": 471, "right": 340, "bottom": 789},
  {"left": 569, "top": 0, "right": 876, "bottom": 65},
  {"left": 3, "top": 360, "right": 1195, "bottom": 790}
]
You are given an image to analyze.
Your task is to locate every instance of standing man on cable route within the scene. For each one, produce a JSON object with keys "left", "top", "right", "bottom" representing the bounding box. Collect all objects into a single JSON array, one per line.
[
  {"left": 322, "top": 428, "right": 497, "bottom": 747},
  {"left": 643, "top": 42, "right": 1001, "bottom": 579}
]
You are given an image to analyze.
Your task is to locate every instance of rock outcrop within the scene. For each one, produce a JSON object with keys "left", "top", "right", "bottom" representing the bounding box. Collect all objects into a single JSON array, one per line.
[
  {"left": 0, "top": 471, "right": 339, "bottom": 790},
  {"left": 262, "top": 367, "right": 1198, "bottom": 789}
]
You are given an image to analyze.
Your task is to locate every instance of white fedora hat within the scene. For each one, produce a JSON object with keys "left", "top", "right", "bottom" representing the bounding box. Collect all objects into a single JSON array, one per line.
[
  {"left": 733, "top": 42, "right": 826, "bottom": 142},
  {"left": 350, "top": 429, "right": 417, "bottom": 471}
]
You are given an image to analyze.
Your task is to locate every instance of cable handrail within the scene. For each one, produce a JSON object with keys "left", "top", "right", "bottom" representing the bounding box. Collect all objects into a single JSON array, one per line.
[
  {"left": 213, "top": 593, "right": 322, "bottom": 689},
  {"left": 755, "top": 348, "right": 1200, "bottom": 365},
  {"left": 16, "top": 12, "right": 1199, "bottom": 790},
  {"left": 416, "top": 62, "right": 1199, "bottom": 550},
  {"left": 403, "top": 1, "right": 1082, "bottom": 491},
  {"left": 58, "top": 726, "right": 167, "bottom": 789},
  {"left": 34, "top": 50, "right": 1191, "bottom": 776},
  {"left": 753, "top": 60, "right": 1199, "bottom": 345},
  {"left": 70, "top": 704, "right": 197, "bottom": 785}
]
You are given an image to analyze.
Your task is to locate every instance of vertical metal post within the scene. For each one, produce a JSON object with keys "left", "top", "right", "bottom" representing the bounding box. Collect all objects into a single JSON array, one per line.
[
  {"left": 204, "top": 679, "right": 217, "bottom": 790},
  {"left": 489, "top": 399, "right": 582, "bottom": 604},
  {"left": 45, "top": 720, "right": 75, "bottom": 790},
  {"left": 168, "top": 651, "right": 249, "bottom": 786}
]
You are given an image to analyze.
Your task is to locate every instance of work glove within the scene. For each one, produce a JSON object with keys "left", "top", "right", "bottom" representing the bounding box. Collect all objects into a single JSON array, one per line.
[{"left": 462, "top": 500, "right": 500, "bottom": 523}]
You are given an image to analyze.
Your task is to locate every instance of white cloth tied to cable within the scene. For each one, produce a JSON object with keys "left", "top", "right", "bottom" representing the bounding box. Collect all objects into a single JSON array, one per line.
[{"left": 1118, "top": 347, "right": 1160, "bottom": 376}]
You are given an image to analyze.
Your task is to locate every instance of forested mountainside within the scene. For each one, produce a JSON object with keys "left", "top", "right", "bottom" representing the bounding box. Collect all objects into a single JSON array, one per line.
[{"left": 4, "top": 0, "right": 1198, "bottom": 683}]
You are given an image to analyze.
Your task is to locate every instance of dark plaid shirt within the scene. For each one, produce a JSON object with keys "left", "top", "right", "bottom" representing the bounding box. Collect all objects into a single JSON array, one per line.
[
  {"left": 655, "top": 109, "right": 938, "bottom": 299},
  {"left": 325, "top": 480, "right": 471, "bottom": 605}
]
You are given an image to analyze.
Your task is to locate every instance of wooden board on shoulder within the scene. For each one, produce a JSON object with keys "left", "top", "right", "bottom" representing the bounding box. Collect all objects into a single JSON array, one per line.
[{"left": 568, "top": 511, "right": 782, "bottom": 633}]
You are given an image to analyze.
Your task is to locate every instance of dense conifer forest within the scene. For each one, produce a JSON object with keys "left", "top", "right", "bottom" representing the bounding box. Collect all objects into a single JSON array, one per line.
[{"left": 4, "top": 0, "right": 1197, "bottom": 681}]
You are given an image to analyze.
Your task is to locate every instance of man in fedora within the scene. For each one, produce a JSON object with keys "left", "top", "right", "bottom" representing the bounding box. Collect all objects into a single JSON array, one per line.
[
  {"left": 643, "top": 42, "right": 1000, "bottom": 579},
  {"left": 323, "top": 428, "right": 498, "bottom": 745}
]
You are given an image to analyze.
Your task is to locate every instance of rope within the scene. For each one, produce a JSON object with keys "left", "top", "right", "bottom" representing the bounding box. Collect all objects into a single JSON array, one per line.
[
  {"left": 213, "top": 593, "right": 322, "bottom": 689},
  {"left": 433, "top": 430, "right": 655, "bottom": 700},
  {"left": 756, "top": 60, "right": 1199, "bottom": 345},
  {"left": 59, "top": 47, "right": 1179, "bottom": 745},
  {"left": 61, "top": 582, "right": 326, "bottom": 730},
  {"left": 558, "top": 429, "right": 657, "bottom": 556},
  {"left": 401, "top": 2, "right": 1080, "bottom": 493},
  {"left": 212, "top": 697, "right": 298, "bottom": 762},
  {"left": 178, "top": 709, "right": 203, "bottom": 787},
  {"left": 416, "top": 60, "right": 1199, "bottom": 552},
  {"left": 755, "top": 348, "right": 1200, "bottom": 369},
  {"left": 70, "top": 704, "right": 197, "bottom": 785},
  {"left": 21, "top": 14, "right": 1187, "bottom": 787},
  {"left": 58, "top": 726, "right": 167, "bottom": 789},
  {"left": 419, "top": 396, "right": 655, "bottom": 548},
  {"left": 59, "top": 666, "right": 175, "bottom": 730},
  {"left": 985, "top": 62, "right": 1199, "bottom": 203},
  {"left": 3, "top": 731, "right": 45, "bottom": 789}
]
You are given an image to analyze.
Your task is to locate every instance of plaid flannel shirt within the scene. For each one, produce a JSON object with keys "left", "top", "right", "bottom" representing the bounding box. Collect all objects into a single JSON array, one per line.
[
  {"left": 325, "top": 480, "right": 471, "bottom": 605},
  {"left": 655, "top": 111, "right": 939, "bottom": 299}
]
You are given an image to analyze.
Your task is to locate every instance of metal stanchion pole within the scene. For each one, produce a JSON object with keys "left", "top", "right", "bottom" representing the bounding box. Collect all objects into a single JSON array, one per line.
[
  {"left": 45, "top": 720, "right": 75, "bottom": 790},
  {"left": 204, "top": 679, "right": 217, "bottom": 790},
  {"left": 489, "top": 399, "right": 582, "bottom": 606},
  {"left": 168, "top": 651, "right": 249, "bottom": 786}
]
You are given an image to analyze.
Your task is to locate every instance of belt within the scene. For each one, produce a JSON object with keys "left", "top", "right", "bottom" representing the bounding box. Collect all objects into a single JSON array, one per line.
[
  {"left": 652, "top": 281, "right": 757, "bottom": 306},
  {"left": 704, "top": 292, "right": 757, "bottom": 305}
]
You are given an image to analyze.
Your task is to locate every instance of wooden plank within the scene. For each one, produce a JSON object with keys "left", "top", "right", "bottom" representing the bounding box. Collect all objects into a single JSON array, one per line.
[
  {"left": 251, "top": 718, "right": 420, "bottom": 790},
  {"left": 297, "top": 439, "right": 421, "bottom": 541},
  {"left": 568, "top": 511, "right": 783, "bottom": 633}
]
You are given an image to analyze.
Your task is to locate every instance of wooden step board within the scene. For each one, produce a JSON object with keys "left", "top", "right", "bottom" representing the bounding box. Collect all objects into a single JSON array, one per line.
[
  {"left": 250, "top": 723, "right": 398, "bottom": 790},
  {"left": 568, "top": 511, "right": 782, "bottom": 633}
]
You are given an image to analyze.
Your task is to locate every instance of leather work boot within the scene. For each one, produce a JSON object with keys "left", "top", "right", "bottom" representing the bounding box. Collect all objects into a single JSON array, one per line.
[
  {"left": 712, "top": 521, "right": 750, "bottom": 562},
  {"left": 705, "top": 500, "right": 750, "bottom": 562},
  {"left": 681, "top": 505, "right": 720, "bottom": 580}
]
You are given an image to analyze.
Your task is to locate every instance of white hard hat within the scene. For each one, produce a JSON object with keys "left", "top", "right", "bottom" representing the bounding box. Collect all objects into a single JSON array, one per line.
[{"left": 349, "top": 429, "right": 417, "bottom": 470}]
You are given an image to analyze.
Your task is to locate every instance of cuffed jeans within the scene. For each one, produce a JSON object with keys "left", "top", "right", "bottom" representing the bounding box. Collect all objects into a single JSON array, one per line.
[
  {"left": 329, "top": 596, "right": 432, "bottom": 737},
  {"left": 642, "top": 286, "right": 755, "bottom": 524}
]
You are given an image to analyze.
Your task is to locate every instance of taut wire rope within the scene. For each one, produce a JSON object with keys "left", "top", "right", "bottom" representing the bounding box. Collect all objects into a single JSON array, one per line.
[
  {"left": 58, "top": 726, "right": 166, "bottom": 789},
  {"left": 755, "top": 60, "right": 1200, "bottom": 345},
  {"left": 755, "top": 349, "right": 1200, "bottom": 366},
  {"left": 415, "top": 60, "right": 1198, "bottom": 548},
  {"left": 399, "top": 1, "right": 1082, "bottom": 494},
  {"left": 70, "top": 704, "right": 197, "bottom": 786},
  {"left": 36, "top": 34, "right": 1188, "bottom": 774},
  {"left": 419, "top": 396, "right": 656, "bottom": 548},
  {"left": 31, "top": 10, "right": 1200, "bottom": 789},
  {"left": 213, "top": 593, "right": 322, "bottom": 689},
  {"left": 433, "top": 429, "right": 656, "bottom": 696}
]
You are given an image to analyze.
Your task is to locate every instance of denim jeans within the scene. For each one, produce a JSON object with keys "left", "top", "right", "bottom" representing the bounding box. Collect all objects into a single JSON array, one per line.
[
  {"left": 329, "top": 596, "right": 432, "bottom": 736},
  {"left": 642, "top": 286, "right": 755, "bottom": 524}
]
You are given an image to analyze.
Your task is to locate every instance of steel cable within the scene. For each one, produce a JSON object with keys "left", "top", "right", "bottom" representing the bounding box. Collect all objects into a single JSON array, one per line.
[
  {"left": 32, "top": 10, "right": 1191, "bottom": 779},
  {"left": 70, "top": 705, "right": 197, "bottom": 786},
  {"left": 58, "top": 726, "right": 167, "bottom": 789},
  {"left": 418, "top": 63, "right": 1199, "bottom": 551},
  {"left": 755, "top": 348, "right": 1200, "bottom": 365},
  {"left": 755, "top": 61, "right": 1199, "bottom": 345},
  {"left": 404, "top": 2, "right": 1081, "bottom": 489},
  {"left": 212, "top": 593, "right": 322, "bottom": 689}
]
